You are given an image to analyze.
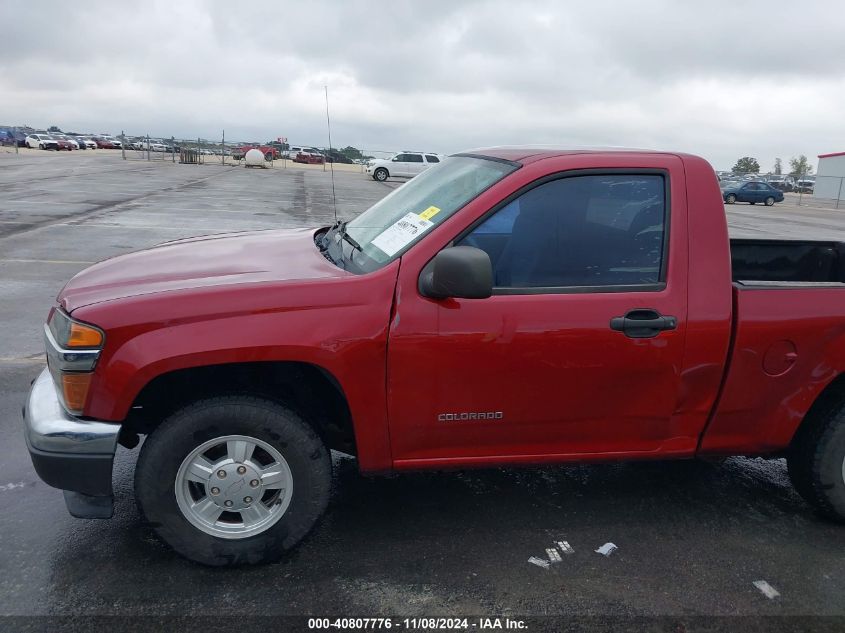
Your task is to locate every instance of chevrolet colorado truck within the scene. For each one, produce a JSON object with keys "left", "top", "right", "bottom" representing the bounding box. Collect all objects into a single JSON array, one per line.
[{"left": 23, "top": 148, "right": 845, "bottom": 566}]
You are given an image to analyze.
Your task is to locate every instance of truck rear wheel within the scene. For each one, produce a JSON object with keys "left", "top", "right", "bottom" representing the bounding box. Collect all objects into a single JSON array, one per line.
[
  {"left": 787, "top": 391, "right": 845, "bottom": 522},
  {"left": 135, "top": 395, "right": 331, "bottom": 565}
]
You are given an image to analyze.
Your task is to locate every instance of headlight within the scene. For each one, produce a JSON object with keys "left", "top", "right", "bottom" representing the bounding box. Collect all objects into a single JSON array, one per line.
[
  {"left": 45, "top": 309, "right": 105, "bottom": 414},
  {"left": 49, "top": 308, "right": 104, "bottom": 349}
]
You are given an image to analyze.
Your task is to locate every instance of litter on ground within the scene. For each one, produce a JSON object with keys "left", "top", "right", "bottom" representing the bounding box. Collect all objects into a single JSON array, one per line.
[
  {"left": 753, "top": 580, "right": 780, "bottom": 599},
  {"left": 546, "top": 548, "right": 562, "bottom": 563},
  {"left": 528, "top": 556, "right": 550, "bottom": 569},
  {"left": 594, "top": 542, "right": 618, "bottom": 557}
]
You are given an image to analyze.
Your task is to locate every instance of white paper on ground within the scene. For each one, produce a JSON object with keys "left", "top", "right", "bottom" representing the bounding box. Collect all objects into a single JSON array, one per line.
[
  {"left": 753, "top": 580, "right": 780, "bottom": 599},
  {"left": 528, "top": 556, "right": 550, "bottom": 569},
  {"left": 371, "top": 212, "right": 434, "bottom": 256},
  {"left": 546, "top": 548, "right": 562, "bottom": 563},
  {"left": 557, "top": 541, "right": 574, "bottom": 554},
  {"left": 594, "top": 542, "right": 618, "bottom": 556}
]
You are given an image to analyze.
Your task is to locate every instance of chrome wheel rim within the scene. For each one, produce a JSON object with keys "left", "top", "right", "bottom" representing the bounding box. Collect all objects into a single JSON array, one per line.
[{"left": 174, "top": 434, "right": 293, "bottom": 539}]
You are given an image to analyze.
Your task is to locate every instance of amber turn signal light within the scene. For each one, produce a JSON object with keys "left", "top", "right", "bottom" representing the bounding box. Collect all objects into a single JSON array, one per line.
[
  {"left": 61, "top": 373, "right": 93, "bottom": 412},
  {"left": 68, "top": 322, "right": 104, "bottom": 348}
]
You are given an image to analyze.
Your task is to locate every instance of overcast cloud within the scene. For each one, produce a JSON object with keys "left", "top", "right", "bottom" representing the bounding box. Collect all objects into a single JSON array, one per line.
[{"left": 2, "top": 0, "right": 843, "bottom": 170}]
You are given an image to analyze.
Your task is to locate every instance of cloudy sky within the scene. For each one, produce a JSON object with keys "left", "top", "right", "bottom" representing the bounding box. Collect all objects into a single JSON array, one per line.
[{"left": 2, "top": 0, "right": 843, "bottom": 170}]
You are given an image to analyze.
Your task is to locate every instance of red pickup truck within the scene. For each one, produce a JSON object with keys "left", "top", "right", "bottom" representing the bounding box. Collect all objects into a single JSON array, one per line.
[{"left": 23, "top": 148, "right": 845, "bottom": 566}]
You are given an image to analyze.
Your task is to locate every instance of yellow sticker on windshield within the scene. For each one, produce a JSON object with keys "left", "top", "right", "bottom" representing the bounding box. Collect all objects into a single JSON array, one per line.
[{"left": 418, "top": 206, "right": 441, "bottom": 221}]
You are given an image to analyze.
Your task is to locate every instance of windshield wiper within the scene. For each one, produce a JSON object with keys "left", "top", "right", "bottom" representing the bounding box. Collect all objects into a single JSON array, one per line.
[
  {"left": 338, "top": 222, "right": 362, "bottom": 253},
  {"left": 319, "top": 220, "right": 342, "bottom": 252}
]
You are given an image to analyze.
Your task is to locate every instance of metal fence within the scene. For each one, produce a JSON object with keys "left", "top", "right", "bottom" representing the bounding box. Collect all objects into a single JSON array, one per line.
[{"left": 117, "top": 130, "right": 403, "bottom": 171}]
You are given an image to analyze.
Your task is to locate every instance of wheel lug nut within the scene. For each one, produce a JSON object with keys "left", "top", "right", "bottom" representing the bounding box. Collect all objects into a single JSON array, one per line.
[
  {"left": 250, "top": 479, "right": 259, "bottom": 487},
  {"left": 217, "top": 470, "right": 226, "bottom": 478},
  {"left": 224, "top": 500, "right": 233, "bottom": 507},
  {"left": 210, "top": 487, "right": 220, "bottom": 495},
  {"left": 244, "top": 496, "right": 252, "bottom": 504},
  {"left": 237, "top": 466, "right": 247, "bottom": 475}
]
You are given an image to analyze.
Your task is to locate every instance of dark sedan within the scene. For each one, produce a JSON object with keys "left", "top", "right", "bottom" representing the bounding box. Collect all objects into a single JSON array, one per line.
[{"left": 722, "top": 180, "right": 784, "bottom": 206}]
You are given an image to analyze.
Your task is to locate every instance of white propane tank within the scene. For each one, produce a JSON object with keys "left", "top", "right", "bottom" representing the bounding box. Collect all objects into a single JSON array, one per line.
[{"left": 245, "top": 148, "right": 266, "bottom": 168}]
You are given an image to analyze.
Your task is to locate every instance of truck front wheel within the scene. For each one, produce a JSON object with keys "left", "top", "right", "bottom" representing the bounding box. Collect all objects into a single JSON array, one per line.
[
  {"left": 788, "top": 391, "right": 845, "bottom": 522},
  {"left": 135, "top": 396, "right": 331, "bottom": 566},
  {"left": 373, "top": 167, "right": 389, "bottom": 182}
]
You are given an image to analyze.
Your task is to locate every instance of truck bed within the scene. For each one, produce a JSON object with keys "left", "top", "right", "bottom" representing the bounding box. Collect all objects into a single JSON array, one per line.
[
  {"left": 730, "top": 239, "right": 845, "bottom": 284},
  {"left": 697, "top": 239, "right": 845, "bottom": 455}
]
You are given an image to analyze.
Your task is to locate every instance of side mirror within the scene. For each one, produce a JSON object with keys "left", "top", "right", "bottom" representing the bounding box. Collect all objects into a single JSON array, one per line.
[{"left": 419, "top": 246, "right": 493, "bottom": 300}]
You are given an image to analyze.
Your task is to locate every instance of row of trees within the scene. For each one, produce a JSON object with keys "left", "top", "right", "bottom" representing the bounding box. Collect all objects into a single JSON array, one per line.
[{"left": 731, "top": 155, "right": 814, "bottom": 177}]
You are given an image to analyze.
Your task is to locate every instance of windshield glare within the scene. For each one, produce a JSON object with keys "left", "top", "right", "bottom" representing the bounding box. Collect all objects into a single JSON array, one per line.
[{"left": 345, "top": 156, "right": 517, "bottom": 271}]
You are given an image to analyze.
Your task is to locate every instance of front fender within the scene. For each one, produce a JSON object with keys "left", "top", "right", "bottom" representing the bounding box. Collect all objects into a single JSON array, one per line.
[{"left": 72, "top": 263, "right": 400, "bottom": 471}]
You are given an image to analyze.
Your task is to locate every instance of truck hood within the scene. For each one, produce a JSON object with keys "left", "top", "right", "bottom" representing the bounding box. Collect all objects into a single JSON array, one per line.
[{"left": 58, "top": 228, "right": 346, "bottom": 312}]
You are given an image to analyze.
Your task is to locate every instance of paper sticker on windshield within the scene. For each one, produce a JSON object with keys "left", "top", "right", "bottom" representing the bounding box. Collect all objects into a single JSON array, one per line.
[
  {"left": 372, "top": 212, "right": 434, "bottom": 256},
  {"left": 419, "top": 206, "right": 441, "bottom": 221}
]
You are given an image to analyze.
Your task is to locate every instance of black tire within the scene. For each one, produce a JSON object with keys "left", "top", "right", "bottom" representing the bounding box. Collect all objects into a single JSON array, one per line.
[
  {"left": 765, "top": 196, "right": 775, "bottom": 206},
  {"left": 788, "top": 390, "right": 845, "bottom": 522},
  {"left": 135, "top": 395, "right": 332, "bottom": 566},
  {"left": 373, "top": 167, "right": 389, "bottom": 182},
  {"left": 725, "top": 194, "right": 736, "bottom": 204},
  {"left": 749, "top": 201, "right": 755, "bottom": 205},
  {"left": 265, "top": 152, "right": 273, "bottom": 161}
]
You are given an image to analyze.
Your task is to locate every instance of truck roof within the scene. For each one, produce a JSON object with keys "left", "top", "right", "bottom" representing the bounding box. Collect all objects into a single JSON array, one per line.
[{"left": 462, "top": 146, "right": 685, "bottom": 164}]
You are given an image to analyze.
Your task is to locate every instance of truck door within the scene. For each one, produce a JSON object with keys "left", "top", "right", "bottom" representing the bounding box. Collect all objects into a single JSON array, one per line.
[{"left": 386, "top": 162, "right": 691, "bottom": 465}]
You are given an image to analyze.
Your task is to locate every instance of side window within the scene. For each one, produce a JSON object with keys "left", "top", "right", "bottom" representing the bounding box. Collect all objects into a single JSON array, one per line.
[
  {"left": 392, "top": 154, "right": 408, "bottom": 162},
  {"left": 456, "top": 174, "right": 666, "bottom": 290},
  {"left": 406, "top": 154, "right": 424, "bottom": 163},
  {"left": 425, "top": 155, "right": 440, "bottom": 163}
]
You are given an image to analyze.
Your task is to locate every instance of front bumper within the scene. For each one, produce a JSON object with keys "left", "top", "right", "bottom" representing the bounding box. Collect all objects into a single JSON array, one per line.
[{"left": 23, "top": 368, "right": 121, "bottom": 517}]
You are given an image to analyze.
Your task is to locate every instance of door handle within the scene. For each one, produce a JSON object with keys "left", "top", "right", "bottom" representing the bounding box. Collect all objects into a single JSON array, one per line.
[{"left": 610, "top": 309, "right": 677, "bottom": 339}]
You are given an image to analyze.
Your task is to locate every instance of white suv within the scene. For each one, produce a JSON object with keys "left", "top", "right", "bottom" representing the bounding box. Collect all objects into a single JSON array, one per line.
[{"left": 366, "top": 151, "right": 443, "bottom": 181}]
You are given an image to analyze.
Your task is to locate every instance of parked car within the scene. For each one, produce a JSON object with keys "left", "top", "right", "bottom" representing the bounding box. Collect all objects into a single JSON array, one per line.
[
  {"left": 283, "top": 145, "right": 306, "bottom": 159},
  {"left": 94, "top": 135, "right": 122, "bottom": 149},
  {"left": 795, "top": 177, "right": 816, "bottom": 194},
  {"left": 765, "top": 174, "right": 795, "bottom": 192},
  {"left": 25, "top": 133, "right": 59, "bottom": 150},
  {"left": 22, "top": 147, "right": 845, "bottom": 566},
  {"left": 293, "top": 149, "right": 325, "bottom": 164},
  {"left": 93, "top": 137, "right": 118, "bottom": 149},
  {"left": 323, "top": 149, "right": 354, "bottom": 164},
  {"left": 77, "top": 137, "right": 98, "bottom": 149},
  {"left": 1, "top": 127, "right": 27, "bottom": 147},
  {"left": 51, "top": 134, "right": 79, "bottom": 150},
  {"left": 366, "top": 151, "right": 443, "bottom": 181},
  {"left": 721, "top": 180, "right": 784, "bottom": 205},
  {"left": 0, "top": 127, "right": 23, "bottom": 147},
  {"left": 66, "top": 135, "right": 89, "bottom": 150}
]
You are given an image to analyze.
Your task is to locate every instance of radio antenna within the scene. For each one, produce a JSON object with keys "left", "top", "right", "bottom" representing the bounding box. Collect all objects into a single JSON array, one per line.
[{"left": 325, "top": 85, "right": 338, "bottom": 223}]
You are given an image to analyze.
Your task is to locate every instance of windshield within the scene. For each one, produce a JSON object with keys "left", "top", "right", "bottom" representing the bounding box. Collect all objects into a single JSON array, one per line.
[{"left": 337, "top": 156, "right": 518, "bottom": 272}]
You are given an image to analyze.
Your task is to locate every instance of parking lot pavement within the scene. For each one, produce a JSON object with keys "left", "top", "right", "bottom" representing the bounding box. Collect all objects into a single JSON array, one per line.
[
  {"left": 0, "top": 151, "right": 397, "bottom": 361},
  {"left": 1, "top": 151, "right": 844, "bottom": 624},
  {"left": 726, "top": 193, "right": 845, "bottom": 240}
]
